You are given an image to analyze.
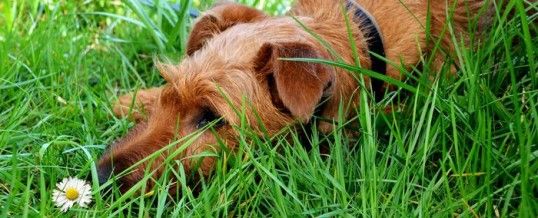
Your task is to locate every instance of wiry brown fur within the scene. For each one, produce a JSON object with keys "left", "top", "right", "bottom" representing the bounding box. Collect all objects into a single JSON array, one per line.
[{"left": 98, "top": 0, "right": 489, "bottom": 193}]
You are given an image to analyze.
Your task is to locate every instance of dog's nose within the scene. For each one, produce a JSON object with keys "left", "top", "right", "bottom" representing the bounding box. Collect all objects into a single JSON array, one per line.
[{"left": 97, "top": 164, "right": 112, "bottom": 186}]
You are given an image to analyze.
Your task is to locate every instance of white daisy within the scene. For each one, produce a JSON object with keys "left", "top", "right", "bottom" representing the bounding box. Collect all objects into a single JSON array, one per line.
[{"left": 52, "top": 177, "right": 92, "bottom": 212}]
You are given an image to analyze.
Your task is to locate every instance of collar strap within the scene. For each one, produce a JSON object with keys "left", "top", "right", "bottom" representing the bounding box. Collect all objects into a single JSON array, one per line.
[
  {"left": 313, "top": 2, "right": 387, "bottom": 119},
  {"left": 345, "top": 1, "right": 387, "bottom": 101}
]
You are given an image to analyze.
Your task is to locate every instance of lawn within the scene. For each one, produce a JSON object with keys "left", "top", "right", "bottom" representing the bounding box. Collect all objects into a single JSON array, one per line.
[{"left": 0, "top": 0, "right": 536, "bottom": 217}]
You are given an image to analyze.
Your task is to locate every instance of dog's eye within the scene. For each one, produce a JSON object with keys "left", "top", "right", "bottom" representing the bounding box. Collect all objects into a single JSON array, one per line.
[{"left": 196, "top": 109, "right": 224, "bottom": 129}]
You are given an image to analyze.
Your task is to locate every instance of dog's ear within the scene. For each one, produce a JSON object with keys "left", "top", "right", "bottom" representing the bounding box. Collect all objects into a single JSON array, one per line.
[
  {"left": 254, "top": 42, "right": 334, "bottom": 122},
  {"left": 186, "top": 3, "right": 266, "bottom": 56}
]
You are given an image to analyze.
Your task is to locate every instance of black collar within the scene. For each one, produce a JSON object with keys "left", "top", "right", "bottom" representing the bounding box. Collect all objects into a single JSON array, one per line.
[
  {"left": 345, "top": 0, "right": 387, "bottom": 101},
  {"left": 313, "top": 2, "right": 387, "bottom": 119}
]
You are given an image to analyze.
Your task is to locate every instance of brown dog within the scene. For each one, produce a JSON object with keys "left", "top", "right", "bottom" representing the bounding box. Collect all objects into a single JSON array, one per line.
[{"left": 97, "top": 0, "right": 488, "bottom": 193}]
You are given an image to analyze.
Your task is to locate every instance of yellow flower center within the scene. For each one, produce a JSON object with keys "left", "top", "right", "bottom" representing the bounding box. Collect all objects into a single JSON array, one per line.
[{"left": 65, "top": 187, "right": 79, "bottom": 200}]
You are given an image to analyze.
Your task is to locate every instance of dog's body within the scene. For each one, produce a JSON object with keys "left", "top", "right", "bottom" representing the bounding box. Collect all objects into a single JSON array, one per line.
[{"left": 99, "top": 0, "right": 488, "bottom": 192}]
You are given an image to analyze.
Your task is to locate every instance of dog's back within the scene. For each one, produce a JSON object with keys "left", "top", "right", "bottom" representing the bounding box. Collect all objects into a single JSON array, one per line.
[
  {"left": 291, "top": 0, "right": 489, "bottom": 35},
  {"left": 291, "top": 0, "right": 490, "bottom": 73}
]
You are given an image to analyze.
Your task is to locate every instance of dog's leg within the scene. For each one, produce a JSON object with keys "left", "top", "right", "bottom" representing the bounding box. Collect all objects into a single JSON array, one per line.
[
  {"left": 113, "top": 87, "right": 162, "bottom": 121},
  {"left": 431, "top": 53, "right": 458, "bottom": 76}
]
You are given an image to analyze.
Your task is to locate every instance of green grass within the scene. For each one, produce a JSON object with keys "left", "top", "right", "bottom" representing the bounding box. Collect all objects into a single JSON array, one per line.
[{"left": 1, "top": 0, "right": 537, "bottom": 217}]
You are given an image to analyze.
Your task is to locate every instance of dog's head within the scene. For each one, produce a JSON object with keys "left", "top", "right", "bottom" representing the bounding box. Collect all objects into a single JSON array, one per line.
[{"left": 97, "top": 3, "right": 335, "bottom": 193}]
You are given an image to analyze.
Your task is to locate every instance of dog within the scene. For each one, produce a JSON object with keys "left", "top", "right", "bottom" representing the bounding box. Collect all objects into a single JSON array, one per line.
[{"left": 97, "top": 0, "right": 488, "bottom": 193}]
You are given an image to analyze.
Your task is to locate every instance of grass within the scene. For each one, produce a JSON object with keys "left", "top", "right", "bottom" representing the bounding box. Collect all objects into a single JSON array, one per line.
[{"left": 0, "top": 0, "right": 537, "bottom": 217}]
